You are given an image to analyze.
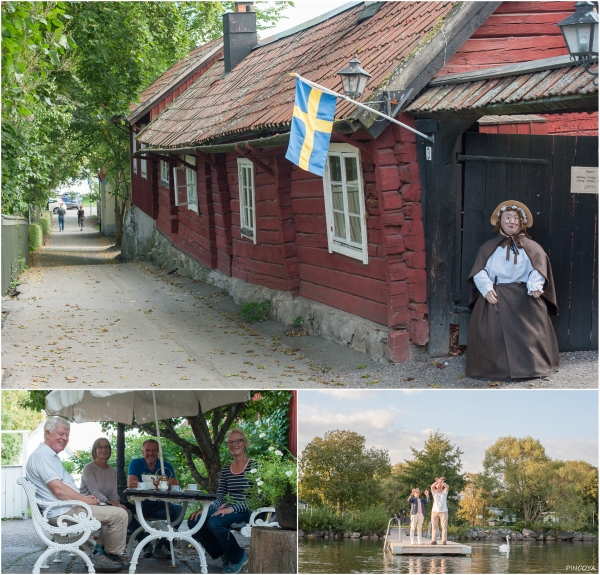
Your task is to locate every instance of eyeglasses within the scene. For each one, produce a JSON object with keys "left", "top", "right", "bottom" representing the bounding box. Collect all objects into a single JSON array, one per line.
[
  {"left": 502, "top": 215, "right": 521, "bottom": 223},
  {"left": 226, "top": 439, "right": 244, "bottom": 447},
  {"left": 97, "top": 445, "right": 111, "bottom": 450}
]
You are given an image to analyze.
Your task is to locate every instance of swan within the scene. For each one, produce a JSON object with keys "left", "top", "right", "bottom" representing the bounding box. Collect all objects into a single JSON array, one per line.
[{"left": 499, "top": 535, "right": 510, "bottom": 552}]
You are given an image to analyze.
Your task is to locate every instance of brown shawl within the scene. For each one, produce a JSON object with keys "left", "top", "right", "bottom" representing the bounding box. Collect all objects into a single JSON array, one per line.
[{"left": 467, "top": 234, "right": 558, "bottom": 315}]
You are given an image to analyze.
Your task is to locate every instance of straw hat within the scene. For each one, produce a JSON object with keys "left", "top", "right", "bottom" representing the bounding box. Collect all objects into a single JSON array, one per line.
[{"left": 490, "top": 200, "right": 533, "bottom": 228}]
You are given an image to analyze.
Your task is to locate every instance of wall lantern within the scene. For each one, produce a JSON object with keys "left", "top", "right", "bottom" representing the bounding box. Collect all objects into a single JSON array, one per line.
[
  {"left": 337, "top": 57, "right": 372, "bottom": 98},
  {"left": 556, "top": 1, "right": 598, "bottom": 81},
  {"left": 337, "top": 56, "right": 413, "bottom": 118}
]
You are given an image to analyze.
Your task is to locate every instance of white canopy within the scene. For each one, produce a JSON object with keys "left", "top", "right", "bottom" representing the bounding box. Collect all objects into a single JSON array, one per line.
[
  {"left": 45, "top": 390, "right": 251, "bottom": 480},
  {"left": 45, "top": 390, "right": 250, "bottom": 425}
]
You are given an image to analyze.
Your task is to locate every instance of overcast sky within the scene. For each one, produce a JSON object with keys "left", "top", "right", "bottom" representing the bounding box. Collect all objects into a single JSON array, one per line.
[
  {"left": 298, "top": 390, "right": 598, "bottom": 473},
  {"left": 259, "top": 0, "right": 354, "bottom": 39}
]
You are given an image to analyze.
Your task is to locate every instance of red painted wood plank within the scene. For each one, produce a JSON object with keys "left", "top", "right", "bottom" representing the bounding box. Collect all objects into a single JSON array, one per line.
[
  {"left": 299, "top": 263, "right": 387, "bottom": 304},
  {"left": 297, "top": 246, "right": 387, "bottom": 278},
  {"left": 494, "top": 2, "right": 576, "bottom": 14},
  {"left": 234, "top": 241, "right": 283, "bottom": 263},
  {"left": 299, "top": 281, "right": 388, "bottom": 325},
  {"left": 291, "top": 198, "right": 326, "bottom": 214},
  {"left": 290, "top": 179, "right": 325, "bottom": 199},
  {"left": 294, "top": 215, "right": 327, "bottom": 233}
]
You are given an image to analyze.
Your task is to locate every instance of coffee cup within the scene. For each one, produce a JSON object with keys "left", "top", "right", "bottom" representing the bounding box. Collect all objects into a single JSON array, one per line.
[
  {"left": 187, "top": 484, "right": 198, "bottom": 491},
  {"left": 138, "top": 482, "right": 147, "bottom": 489},
  {"left": 171, "top": 485, "right": 181, "bottom": 492},
  {"left": 142, "top": 474, "right": 155, "bottom": 484}
]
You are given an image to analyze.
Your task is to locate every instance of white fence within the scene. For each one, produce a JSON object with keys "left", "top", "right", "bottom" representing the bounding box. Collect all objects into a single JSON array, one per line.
[{"left": 1, "top": 431, "right": 29, "bottom": 519}]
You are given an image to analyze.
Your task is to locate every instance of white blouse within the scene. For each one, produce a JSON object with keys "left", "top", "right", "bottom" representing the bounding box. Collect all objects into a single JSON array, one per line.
[{"left": 473, "top": 245, "right": 545, "bottom": 298}]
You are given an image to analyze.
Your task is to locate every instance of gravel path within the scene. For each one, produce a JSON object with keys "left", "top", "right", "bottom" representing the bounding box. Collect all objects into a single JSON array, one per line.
[{"left": 3, "top": 211, "right": 596, "bottom": 389}]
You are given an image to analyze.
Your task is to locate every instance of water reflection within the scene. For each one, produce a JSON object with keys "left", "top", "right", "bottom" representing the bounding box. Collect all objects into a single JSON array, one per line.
[{"left": 299, "top": 538, "right": 598, "bottom": 574}]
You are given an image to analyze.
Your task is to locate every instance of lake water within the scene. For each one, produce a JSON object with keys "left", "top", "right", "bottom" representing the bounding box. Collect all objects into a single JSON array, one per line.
[{"left": 299, "top": 538, "right": 598, "bottom": 573}]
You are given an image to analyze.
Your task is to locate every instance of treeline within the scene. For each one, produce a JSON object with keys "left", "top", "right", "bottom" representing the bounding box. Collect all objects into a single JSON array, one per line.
[
  {"left": 299, "top": 430, "right": 598, "bottom": 534},
  {"left": 1, "top": 1, "right": 290, "bottom": 241}
]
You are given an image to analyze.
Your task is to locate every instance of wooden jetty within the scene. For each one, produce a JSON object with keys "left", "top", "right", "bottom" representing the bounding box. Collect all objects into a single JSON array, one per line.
[{"left": 385, "top": 528, "right": 472, "bottom": 556}]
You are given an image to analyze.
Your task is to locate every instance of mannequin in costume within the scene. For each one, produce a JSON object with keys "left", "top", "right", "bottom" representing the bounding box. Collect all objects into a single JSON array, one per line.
[{"left": 466, "top": 200, "right": 559, "bottom": 380}]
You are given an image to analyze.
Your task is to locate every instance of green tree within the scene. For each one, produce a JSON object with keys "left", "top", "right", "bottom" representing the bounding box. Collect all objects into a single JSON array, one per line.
[
  {"left": 457, "top": 472, "right": 494, "bottom": 526},
  {"left": 380, "top": 462, "right": 412, "bottom": 520},
  {"left": 399, "top": 431, "right": 466, "bottom": 518},
  {"left": 549, "top": 460, "right": 598, "bottom": 531},
  {"left": 1, "top": 390, "right": 44, "bottom": 465},
  {"left": 1, "top": 1, "right": 75, "bottom": 117},
  {"left": 299, "top": 430, "right": 391, "bottom": 510},
  {"left": 483, "top": 436, "right": 554, "bottom": 526},
  {"left": 2, "top": 1, "right": 292, "bottom": 222},
  {"left": 22, "top": 390, "right": 291, "bottom": 492}
]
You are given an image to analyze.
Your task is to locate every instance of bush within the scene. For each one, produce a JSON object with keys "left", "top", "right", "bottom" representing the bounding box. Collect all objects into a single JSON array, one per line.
[
  {"left": 447, "top": 524, "right": 470, "bottom": 537},
  {"left": 299, "top": 506, "right": 389, "bottom": 536},
  {"left": 28, "top": 223, "right": 43, "bottom": 252},
  {"left": 39, "top": 212, "right": 51, "bottom": 236},
  {"left": 299, "top": 506, "right": 346, "bottom": 532},
  {"left": 240, "top": 299, "right": 271, "bottom": 323},
  {"left": 350, "top": 506, "right": 390, "bottom": 535}
]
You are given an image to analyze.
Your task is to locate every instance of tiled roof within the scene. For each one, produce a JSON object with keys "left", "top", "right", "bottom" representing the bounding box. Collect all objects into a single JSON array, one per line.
[
  {"left": 137, "top": 1, "right": 456, "bottom": 148},
  {"left": 127, "top": 38, "right": 223, "bottom": 122},
  {"left": 406, "top": 62, "right": 598, "bottom": 114}
]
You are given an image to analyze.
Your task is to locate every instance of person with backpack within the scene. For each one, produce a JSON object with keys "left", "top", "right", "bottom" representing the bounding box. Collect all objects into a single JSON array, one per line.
[{"left": 77, "top": 205, "right": 85, "bottom": 231}]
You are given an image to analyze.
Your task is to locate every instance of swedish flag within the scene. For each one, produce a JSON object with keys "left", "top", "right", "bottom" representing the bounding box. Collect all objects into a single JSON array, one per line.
[{"left": 285, "top": 78, "right": 337, "bottom": 177}]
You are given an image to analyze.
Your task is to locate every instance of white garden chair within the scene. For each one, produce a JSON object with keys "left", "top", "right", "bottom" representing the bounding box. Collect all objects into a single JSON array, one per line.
[
  {"left": 18, "top": 478, "right": 101, "bottom": 574},
  {"left": 179, "top": 507, "right": 278, "bottom": 560}
]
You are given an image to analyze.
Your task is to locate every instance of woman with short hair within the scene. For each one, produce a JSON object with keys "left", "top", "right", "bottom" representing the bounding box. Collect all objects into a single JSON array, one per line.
[
  {"left": 81, "top": 438, "right": 131, "bottom": 557},
  {"left": 187, "top": 427, "right": 254, "bottom": 575},
  {"left": 466, "top": 200, "right": 559, "bottom": 380}
]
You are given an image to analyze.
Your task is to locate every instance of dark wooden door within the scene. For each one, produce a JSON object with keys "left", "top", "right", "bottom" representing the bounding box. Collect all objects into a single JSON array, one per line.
[{"left": 459, "top": 133, "right": 598, "bottom": 352}]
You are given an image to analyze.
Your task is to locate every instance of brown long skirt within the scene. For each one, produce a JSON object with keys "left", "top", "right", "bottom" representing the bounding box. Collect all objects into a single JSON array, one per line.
[{"left": 466, "top": 282, "right": 559, "bottom": 381}]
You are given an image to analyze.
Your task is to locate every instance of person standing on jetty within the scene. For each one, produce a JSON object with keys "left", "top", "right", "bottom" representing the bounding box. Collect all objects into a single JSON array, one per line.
[
  {"left": 430, "top": 477, "right": 449, "bottom": 545},
  {"left": 407, "top": 487, "right": 429, "bottom": 545}
]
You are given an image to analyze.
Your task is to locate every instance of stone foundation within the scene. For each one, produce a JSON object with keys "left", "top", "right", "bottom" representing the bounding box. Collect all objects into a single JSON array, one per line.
[{"left": 122, "top": 207, "right": 390, "bottom": 362}]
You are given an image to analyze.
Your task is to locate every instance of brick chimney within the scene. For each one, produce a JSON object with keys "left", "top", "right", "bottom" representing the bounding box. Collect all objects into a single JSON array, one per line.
[{"left": 223, "top": 2, "right": 256, "bottom": 74}]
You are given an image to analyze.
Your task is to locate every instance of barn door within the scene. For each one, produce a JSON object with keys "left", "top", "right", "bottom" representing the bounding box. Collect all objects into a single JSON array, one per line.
[{"left": 458, "top": 133, "right": 598, "bottom": 352}]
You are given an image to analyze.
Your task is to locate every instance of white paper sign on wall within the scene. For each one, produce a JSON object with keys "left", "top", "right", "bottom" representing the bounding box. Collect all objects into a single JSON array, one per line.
[{"left": 571, "top": 167, "right": 598, "bottom": 194}]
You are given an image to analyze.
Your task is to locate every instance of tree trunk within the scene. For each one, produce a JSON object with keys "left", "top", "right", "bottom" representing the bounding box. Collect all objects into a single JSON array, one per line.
[
  {"left": 115, "top": 195, "right": 123, "bottom": 246},
  {"left": 248, "top": 527, "right": 297, "bottom": 574}
]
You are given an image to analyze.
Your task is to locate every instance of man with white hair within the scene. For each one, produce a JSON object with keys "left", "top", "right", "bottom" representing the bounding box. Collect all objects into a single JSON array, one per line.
[{"left": 26, "top": 417, "right": 128, "bottom": 573}]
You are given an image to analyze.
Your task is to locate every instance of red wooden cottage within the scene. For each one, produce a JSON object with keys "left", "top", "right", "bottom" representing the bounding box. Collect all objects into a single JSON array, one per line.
[{"left": 125, "top": 1, "right": 598, "bottom": 363}]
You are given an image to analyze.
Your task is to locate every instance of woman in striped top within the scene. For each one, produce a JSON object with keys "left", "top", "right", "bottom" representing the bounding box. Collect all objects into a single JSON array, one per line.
[{"left": 187, "top": 427, "right": 254, "bottom": 574}]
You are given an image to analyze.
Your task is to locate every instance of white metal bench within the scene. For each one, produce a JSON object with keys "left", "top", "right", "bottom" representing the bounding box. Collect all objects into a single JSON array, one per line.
[{"left": 18, "top": 478, "right": 102, "bottom": 574}]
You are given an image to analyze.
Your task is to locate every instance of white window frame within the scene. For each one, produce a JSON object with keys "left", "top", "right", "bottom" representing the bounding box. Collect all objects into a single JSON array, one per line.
[
  {"left": 173, "top": 155, "right": 198, "bottom": 213},
  {"left": 160, "top": 160, "right": 169, "bottom": 185},
  {"left": 237, "top": 158, "right": 257, "bottom": 244},
  {"left": 132, "top": 135, "right": 138, "bottom": 175},
  {"left": 323, "top": 143, "right": 368, "bottom": 264},
  {"left": 141, "top": 143, "right": 147, "bottom": 179}
]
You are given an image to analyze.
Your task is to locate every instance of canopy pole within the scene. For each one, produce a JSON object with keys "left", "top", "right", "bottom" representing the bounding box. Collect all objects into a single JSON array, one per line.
[
  {"left": 290, "top": 73, "right": 434, "bottom": 143},
  {"left": 152, "top": 391, "right": 173, "bottom": 562},
  {"left": 152, "top": 391, "right": 166, "bottom": 477}
]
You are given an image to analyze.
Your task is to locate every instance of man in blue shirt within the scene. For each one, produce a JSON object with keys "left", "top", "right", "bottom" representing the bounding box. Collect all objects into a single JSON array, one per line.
[
  {"left": 127, "top": 439, "right": 182, "bottom": 559},
  {"left": 407, "top": 487, "right": 429, "bottom": 545}
]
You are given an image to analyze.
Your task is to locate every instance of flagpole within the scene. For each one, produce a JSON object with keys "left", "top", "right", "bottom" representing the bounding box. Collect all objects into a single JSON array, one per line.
[{"left": 291, "top": 73, "right": 434, "bottom": 143}]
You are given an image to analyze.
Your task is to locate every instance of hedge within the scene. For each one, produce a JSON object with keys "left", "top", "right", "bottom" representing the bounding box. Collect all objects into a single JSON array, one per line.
[
  {"left": 28, "top": 223, "right": 43, "bottom": 252},
  {"left": 39, "top": 211, "right": 52, "bottom": 236}
]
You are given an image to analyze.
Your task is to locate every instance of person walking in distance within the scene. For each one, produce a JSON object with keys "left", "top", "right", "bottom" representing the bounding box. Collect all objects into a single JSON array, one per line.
[
  {"left": 77, "top": 205, "right": 85, "bottom": 231},
  {"left": 430, "top": 477, "right": 449, "bottom": 545},
  {"left": 57, "top": 203, "right": 66, "bottom": 232}
]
